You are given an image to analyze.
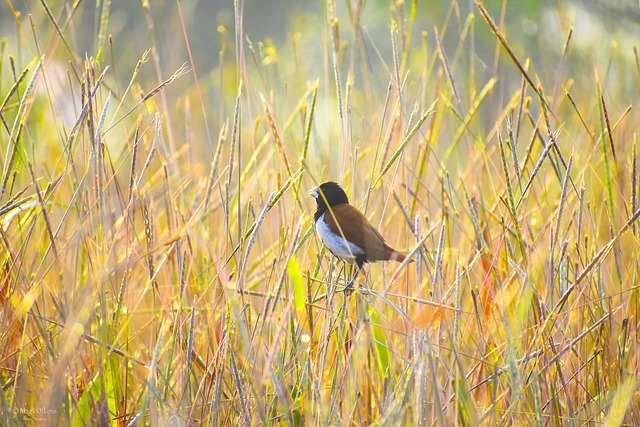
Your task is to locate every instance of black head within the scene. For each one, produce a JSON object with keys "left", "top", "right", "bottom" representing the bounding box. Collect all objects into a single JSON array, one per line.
[{"left": 309, "top": 181, "right": 349, "bottom": 221}]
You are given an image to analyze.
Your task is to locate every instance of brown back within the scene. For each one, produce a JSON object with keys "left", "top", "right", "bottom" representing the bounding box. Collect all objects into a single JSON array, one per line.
[{"left": 322, "top": 204, "right": 390, "bottom": 261}]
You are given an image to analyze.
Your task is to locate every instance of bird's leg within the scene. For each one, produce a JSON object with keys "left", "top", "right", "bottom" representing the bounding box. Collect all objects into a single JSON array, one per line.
[
  {"left": 340, "top": 262, "right": 353, "bottom": 295},
  {"left": 344, "top": 263, "right": 363, "bottom": 296}
]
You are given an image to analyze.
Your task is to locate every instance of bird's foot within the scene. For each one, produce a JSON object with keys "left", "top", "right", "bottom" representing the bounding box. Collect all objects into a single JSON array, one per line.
[
  {"left": 344, "top": 278, "right": 357, "bottom": 296},
  {"left": 343, "top": 283, "right": 354, "bottom": 296}
]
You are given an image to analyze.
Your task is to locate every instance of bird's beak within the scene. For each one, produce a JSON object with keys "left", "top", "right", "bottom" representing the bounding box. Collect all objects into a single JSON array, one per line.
[{"left": 309, "top": 186, "right": 319, "bottom": 198}]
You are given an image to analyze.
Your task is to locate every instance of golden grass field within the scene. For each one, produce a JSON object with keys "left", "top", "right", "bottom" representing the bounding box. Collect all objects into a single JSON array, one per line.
[{"left": 1, "top": 0, "right": 640, "bottom": 425}]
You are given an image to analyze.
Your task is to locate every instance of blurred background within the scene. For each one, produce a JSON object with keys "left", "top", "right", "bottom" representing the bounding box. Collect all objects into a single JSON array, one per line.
[
  {"left": 3, "top": 0, "right": 639, "bottom": 187},
  {"left": 2, "top": 0, "right": 639, "bottom": 133}
]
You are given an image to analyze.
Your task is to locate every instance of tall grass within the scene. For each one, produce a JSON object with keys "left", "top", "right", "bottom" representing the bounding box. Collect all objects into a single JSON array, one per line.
[{"left": 1, "top": 0, "right": 639, "bottom": 425}]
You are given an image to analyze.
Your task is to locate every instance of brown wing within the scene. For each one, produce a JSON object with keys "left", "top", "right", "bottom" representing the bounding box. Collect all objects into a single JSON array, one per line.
[{"left": 323, "top": 204, "right": 388, "bottom": 262}]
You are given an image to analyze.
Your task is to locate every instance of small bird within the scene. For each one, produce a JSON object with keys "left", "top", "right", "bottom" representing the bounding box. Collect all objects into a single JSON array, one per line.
[{"left": 309, "top": 181, "right": 411, "bottom": 289}]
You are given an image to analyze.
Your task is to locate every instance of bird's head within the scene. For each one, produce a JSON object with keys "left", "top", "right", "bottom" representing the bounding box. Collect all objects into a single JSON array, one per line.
[{"left": 309, "top": 181, "right": 349, "bottom": 221}]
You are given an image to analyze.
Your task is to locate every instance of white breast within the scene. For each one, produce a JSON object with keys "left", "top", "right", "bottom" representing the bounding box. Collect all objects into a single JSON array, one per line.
[{"left": 315, "top": 212, "right": 364, "bottom": 263}]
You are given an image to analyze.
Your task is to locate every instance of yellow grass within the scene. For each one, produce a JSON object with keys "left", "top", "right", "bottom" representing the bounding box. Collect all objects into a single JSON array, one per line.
[{"left": 1, "top": 0, "right": 639, "bottom": 425}]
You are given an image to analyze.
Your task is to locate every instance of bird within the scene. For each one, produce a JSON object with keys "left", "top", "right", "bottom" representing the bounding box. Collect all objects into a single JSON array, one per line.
[{"left": 309, "top": 181, "right": 411, "bottom": 291}]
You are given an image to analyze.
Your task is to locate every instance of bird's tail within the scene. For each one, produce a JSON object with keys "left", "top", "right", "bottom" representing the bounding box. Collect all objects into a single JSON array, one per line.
[{"left": 384, "top": 246, "right": 414, "bottom": 263}]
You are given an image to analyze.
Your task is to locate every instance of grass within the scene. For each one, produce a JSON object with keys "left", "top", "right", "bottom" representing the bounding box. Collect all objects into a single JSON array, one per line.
[{"left": 1, "top": 0, "right": 640, "bottom": 425}]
